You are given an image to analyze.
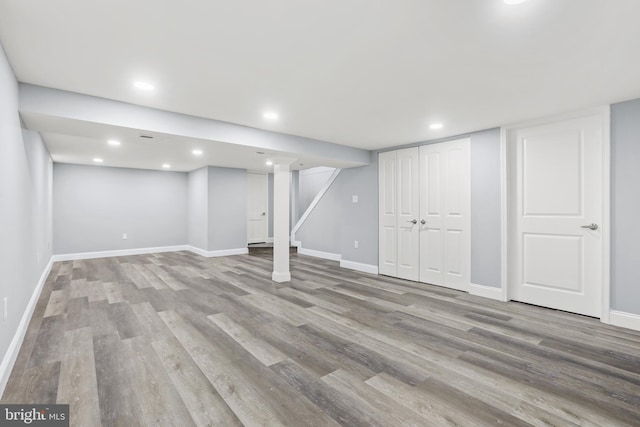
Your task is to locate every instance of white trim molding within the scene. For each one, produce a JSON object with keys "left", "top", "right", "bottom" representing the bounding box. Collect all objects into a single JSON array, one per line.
[
  {"left": 272, "top": 271, "right": 292, "bottom": 283},
  {"left": 52, "top": 245, "right": 190, "bottom": 262},
  {"left": 469, "top": 283, "right": 507, "bottom": 302},
  {"left": 297, "top": 247, "right": 342, "bottom": 261},
  {"left": 600, "top": 106, "right": 611, "bottom": 324},
  {"left": 0, "top": 258, "right": 53, "bottom": 397},
  {"left": 340, "top": 260, "right": 378, "bottom": 275},
  {"left": 51, "top": 245, "right": 251, "bottom": 262},
  {"left": 609, "top": 310, "right": 640, "bottom": 332},
  {"left": 187, "top": 246, "right": 248, "bottom": 258}
]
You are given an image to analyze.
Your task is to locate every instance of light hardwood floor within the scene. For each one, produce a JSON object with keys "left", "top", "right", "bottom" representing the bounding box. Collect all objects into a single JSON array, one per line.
[{"left": 2, "top": 251, "right": 640, "bottom": 426}]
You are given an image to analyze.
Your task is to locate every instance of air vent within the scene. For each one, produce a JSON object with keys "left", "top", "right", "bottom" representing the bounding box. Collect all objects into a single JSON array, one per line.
[{"left": 137, "top": 132, "right": 167, "bottom": 143}]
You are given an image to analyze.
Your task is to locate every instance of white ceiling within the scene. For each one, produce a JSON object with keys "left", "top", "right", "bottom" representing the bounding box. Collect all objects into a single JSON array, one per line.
[
  {"left": 21, "top": 112, "right": 357, "bottom": 173},
  {"left": 2, "top": 0, "right": 640, "bottom": 168}
]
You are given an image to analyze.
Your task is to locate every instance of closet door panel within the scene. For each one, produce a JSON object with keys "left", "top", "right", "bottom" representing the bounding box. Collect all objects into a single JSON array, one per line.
[
  {"left": 396, "top": 147, "right": 419, "bottom": 281},
  {"left": 378, "top": 151, "right": 398, "bottom": 276},
  {"left": 419, "top": 144, "right": 444, "bottom": 285},
  {"left": 442, "top": 139, "right": 471, "bottom": 290}
]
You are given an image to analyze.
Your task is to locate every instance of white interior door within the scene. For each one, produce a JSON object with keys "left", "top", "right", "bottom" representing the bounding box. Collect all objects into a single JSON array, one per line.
[
  {"left": 510, "top": 114, "right": 604, "bottom": 317},
  {"left": 419, "top": 144, "right": 444, "bottom": 285},
  {"left": 419, "top": 139, "right": 470, "bottom": 290},
  {"left": 247, "top": 172, "right": 268, "bottom": 244},
  {"left": 378, "top": 151, "right": 398, "bottom": 276},
  {"left": 396, "top": 147, "right": 420, "bottom": 281}
]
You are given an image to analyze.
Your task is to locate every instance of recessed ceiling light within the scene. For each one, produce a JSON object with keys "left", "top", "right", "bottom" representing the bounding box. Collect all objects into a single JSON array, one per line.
[
  {"left": 504, "top": 0, "right": 527, "bottom": 4},
  {"left": 192, "top": 149, "right": 203, "bottom": 156},
  {"left": 265, "top": 160, "right": 273, "bottom": 166},
  {"left": 93, "top": 158, "right": 103, "bottom": 163},
  {"left": 429, "top": 122, "right": 444, "bottom": 130},
  {"left": 263, "top": 112, "right": 279, "bottom": 121},
  {"left": 133, "top": 81, "right": 155, "bottom": 91},
  {"left": 162, "top": 164, "right": 171, "bottom": 169},
  {"left": 108, "top": 139, "right": 121, "bottom": 146}
]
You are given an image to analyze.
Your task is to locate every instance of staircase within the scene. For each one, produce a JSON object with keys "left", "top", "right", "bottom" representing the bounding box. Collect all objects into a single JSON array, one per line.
[{"left": 248, "top": 242, "right": 297, "bottom": 256}]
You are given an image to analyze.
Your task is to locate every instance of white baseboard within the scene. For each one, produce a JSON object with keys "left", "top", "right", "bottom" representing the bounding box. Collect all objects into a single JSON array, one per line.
[
  {"left": 266, "top": 237, "right": 274, "bottom": 243},
  {"left": 469, "top": 282, "right": 507, "bottom": 302},
  {"left": 52, "top": 245, "right": 190, "bottom": 262},
  {"left": 297, "top": 247, "right": 341, "bottom": 261},
  {"left": 0, "top": 257, "right": 53, "bottom": 398},
  {"left": 187, "top": 246, "right": 248, "bottom": 258},
  {"left": 609, "top": 310, "right": 640, "bottom": 332},
  {"left": 52, "top": 245, "right": 251, "bottom": 262},
  {"left": 340, "top": 260, "right": 379, "bottom": 275}
]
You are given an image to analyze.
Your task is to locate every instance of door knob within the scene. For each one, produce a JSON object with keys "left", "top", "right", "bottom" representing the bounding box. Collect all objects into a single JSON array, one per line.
[
  {"left": 261, "top": 212, "right": 266, "bottom": 216},
  {"left": 420, "top": 219, "right": 426, "bottom": 225},
  {"left": 406, "top": 219, "right": 417, "bottom": 224},
  {"left": 580, "top": 223, "right": 598, "bottom": 230}
]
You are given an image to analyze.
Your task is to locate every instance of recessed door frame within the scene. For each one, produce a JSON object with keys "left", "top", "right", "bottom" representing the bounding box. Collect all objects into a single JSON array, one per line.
[
  {"left": 500, "top": 106, "right": 611, "bottom": 323},
  {"left": 247, "top": 171, "right": 269, "bottom": 244}
]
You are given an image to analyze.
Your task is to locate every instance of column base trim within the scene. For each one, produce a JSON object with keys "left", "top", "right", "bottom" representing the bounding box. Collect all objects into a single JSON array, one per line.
[{"left": 272, "top": 271, "right": 291, "bottom": 283}]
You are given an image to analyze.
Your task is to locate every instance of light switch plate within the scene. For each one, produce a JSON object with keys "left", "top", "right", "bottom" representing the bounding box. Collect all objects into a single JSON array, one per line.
[{"left": 352, "top": 195, "right": 358, "bottom": 203}]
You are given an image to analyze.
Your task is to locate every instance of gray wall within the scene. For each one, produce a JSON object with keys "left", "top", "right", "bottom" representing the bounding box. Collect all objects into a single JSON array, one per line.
[
  {"left": 611, "top": 99, "right": 640, "bottom": 315},
  {"left": 296, "top": 175, "right": 343, "bottom": 255},
  {"left": 470, "top": 129, "right": 502, "bottom": 287},
  {"left": 53, "top": 164, "right": 188, "bottom": 254},
  {"left": 298, "top": 167, "right": 336, "bottom": 220},
  {"left": 338, "top": 158, "right": 379, "bottom": 265},
  {"left": 296, "top": 154, "right": 378, "bottom": 264},
  {"left": 0, "top": 43, "right": 52, "bottom": 391},
  {"left": 188, "top": 167, "right": 208, "bottom": 250},
  {"left": 207, "top": 167, "right": 247, "bottom": 251}
]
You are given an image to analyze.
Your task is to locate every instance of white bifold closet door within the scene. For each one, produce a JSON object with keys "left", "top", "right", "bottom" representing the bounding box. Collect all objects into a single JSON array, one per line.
[
  {"left": 419, "top": 139, "right": 470, "bottom": 291},
  {"left": 379, "top": 139, "right": 470, "bottom": 291},
  {"left": 396, "top": 148, "right": 420, "bottom": 281},
  {"left": 378, "top": 148, "right": 419, "bottom": 281},
  {"left": 378, "top": 150, "right": 398, "bottom": 277}
]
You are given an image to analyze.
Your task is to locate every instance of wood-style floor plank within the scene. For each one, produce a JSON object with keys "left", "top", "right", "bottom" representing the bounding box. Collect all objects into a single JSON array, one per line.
[
  {"left": 56, "top": 327, "right": 101, "bottom": 426},
  {"left": 2, "top": 251, "right": 640, "bottom": 426},
  {"left": 151, "top": 336, "right": 244, "bottom": 427}
]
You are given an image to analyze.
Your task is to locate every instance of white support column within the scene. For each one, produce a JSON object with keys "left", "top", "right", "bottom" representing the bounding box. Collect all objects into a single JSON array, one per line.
[{"left": 271, "top": 158, "right": 296, "bottom": 282}]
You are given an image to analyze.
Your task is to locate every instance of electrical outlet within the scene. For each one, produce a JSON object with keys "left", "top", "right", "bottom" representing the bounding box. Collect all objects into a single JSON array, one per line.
[
  {"left": 354, "top": 240, "right": 359, "bottom": 249},
  {"left": 3, "top": 297, "right": 7, "bottom": 321},
  {"left": 122, "top": 233, "right": 128, "bottom": 240},
  {"left": 352, "top": 195, "right": 358, "bottom": 203}
]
